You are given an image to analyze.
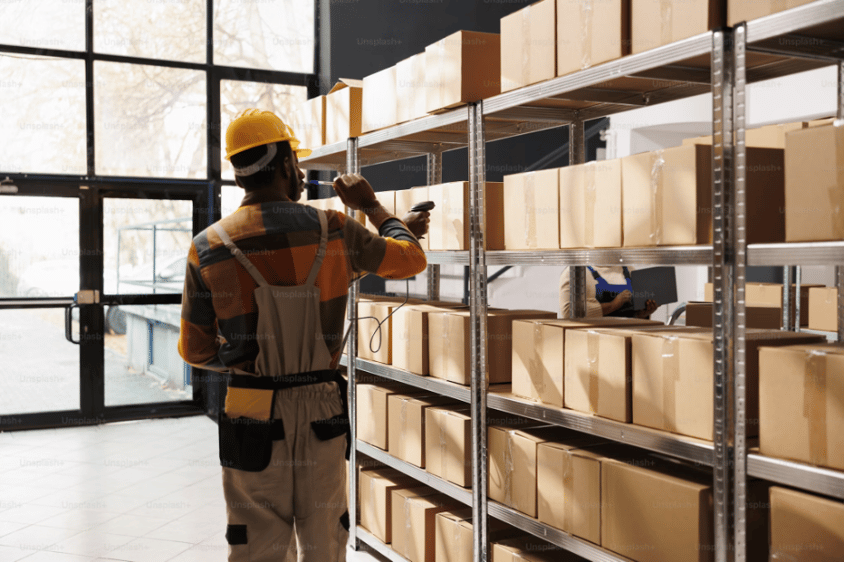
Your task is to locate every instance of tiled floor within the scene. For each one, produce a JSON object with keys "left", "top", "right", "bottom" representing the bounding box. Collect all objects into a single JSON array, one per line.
[{"left": 0, "top": 416, "right": 383, "bottom": 562}]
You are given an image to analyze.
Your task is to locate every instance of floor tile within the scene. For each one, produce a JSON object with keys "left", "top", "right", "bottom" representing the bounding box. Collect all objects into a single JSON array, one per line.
[
  {"left": 0, "top": 545, "right": 32, "bottom": 562},
  {"left": 104, "top": 537, "right": 191, "bottom": 562},
  {"left": 0, "top": 525, "right": 81, "bottom": 551},
  {"left": 93, "top": 514, "right": 169, "bottom": 538},
  {"left": 17, "top": 551, "right": 94, "bottom": 562},
  {"left": 47, "top": 531, "right": 131, "bottom": 558}
]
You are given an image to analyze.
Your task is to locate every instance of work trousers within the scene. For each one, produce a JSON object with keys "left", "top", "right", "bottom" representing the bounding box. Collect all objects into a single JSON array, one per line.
[{"left": 222, "top": 382, "right": 348, "bottom": 561}]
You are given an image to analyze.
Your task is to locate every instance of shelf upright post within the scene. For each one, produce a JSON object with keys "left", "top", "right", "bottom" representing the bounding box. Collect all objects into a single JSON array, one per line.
[
  {"left": 346, "top": 136, "right": 361, "bottom": 550},
  {"left": 569, "top": 117, "right": 588, "bottom": 318},
  {"left": 468, "top": 101, "right": 490, "bottom": 562},
  {"left": 782, "top": 267, "right": 792, "bottom": 331},
  {"left": 838, "top": 60, "right": 844, "bottom": 343},
  {"left": 427, "top": 152, "right": 443, "bottom": 301},
  {"left": 794, "top": 266, "right": 802, "bottom": 332}
]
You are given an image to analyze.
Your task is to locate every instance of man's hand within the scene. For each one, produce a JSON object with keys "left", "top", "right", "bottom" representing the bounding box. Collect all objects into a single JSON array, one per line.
[
  {"left": 332, "top": 173, "right": 378, "bottom": 212},
  {"left": 612, "top": 290, "right": 632, "bottom": 308},
  {"left": 635, "top": 299, "right": 659, "bottom": 319},
  {"left": 401, "top": 211, "right": 430, "bottom": 240}
]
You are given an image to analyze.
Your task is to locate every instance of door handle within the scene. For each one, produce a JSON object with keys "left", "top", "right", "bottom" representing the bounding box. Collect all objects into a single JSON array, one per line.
[{"left": 65, "top": 303, "right": 80, "bottom": 345}]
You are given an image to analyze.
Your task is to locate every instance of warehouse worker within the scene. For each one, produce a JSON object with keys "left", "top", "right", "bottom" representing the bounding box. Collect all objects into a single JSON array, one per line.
[
  {"left": 177, "top": 109, "right": 428, "bottom": 562},
  {"left": 559, "top": 266, "right": 658, "bottom": 318}
]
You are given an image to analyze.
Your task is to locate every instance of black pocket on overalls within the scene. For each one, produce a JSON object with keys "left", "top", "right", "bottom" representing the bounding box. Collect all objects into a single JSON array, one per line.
[
  {"left": 218, "top": 414, "right": 283, "bottom": 472},
  {"left": 310, "top": 413, "right": 349, "bottom": 441}
]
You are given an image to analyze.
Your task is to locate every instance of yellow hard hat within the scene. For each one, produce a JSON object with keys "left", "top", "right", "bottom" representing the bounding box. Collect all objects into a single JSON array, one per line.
[{"left": 224, "top": 108, "right": 312, "bottom": 161}]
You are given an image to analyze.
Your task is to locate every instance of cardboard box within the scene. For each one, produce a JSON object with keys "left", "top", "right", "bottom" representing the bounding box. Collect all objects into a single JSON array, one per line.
[
  {"left": 770, "top": 486, "right": 844, "bottom": 562},
  {"left": 632, "top": 0, "right": 724, "bottom": 54},
  {"left": 503, "top": 168, "right": 559, "bottom": 250},
  {"left": 785, "top": 124, "right": 844, "bottom": 242},
  {"left": 559, "top": 160, "right": 622, "bottom": 249},
  {"left": 357, "top": 300, "right": 404, "bottom": 364},
  {"left": 632, "top": 329, "right": 824, "bottom": 441},
  {"left": 359, "top": 467, "right": 418, "bottom": 543},
  {"left": 682, "top": 121, "right": 807, "bottom": 150},
  {"left": 557, "top": 0, "right": 630, "bottom": 76},
  {"left": 728, "top": 0, "right": 816, "bottom": 26},
  {"left": 294, "top": 95, "right": 325, "bottom": 150},
  {"left": 492, "top": 535, "right": 582, "bottom": 561},
  {"left": 428, "top": 181, "right": 505, "bottom": 251},
  {"left": 809, "top": 287, "right": 839, "bottom": 332},
  {"left": 366, "top": 190, "right": 397, "bottom": 234},
  {"left": 325, "top": 78, "right": 363, "bottom": 146},
  {"left": 563, "top": 324, "right": 685, "bottom": 422},
  {"left": 391, "top": 488, "right": 461, "bottom": 562},
  {"left": 425, "top": 30, "right": 501, "bottom": 114},
  {"left": 685, "top": 301, "right": 783, "bottom": 329},
  {"left": 435, "top": 508, "right": 522, "bottom": 562},
  {"left": 362, "top": 66, "right": 397, "bottom": 134},
  {"left": 396, "top": 53, "right": 427, "bottom": 123},
  {"left": 388, "top": 393, "right": 457, "bottom": 468},
  {"left": 759, "top": 343, "right": 844, "bottom": 471},
  {"left": 513, "top": 317, "right": 661, "bottom": 409},
  {"left": 501, "top": 0, "right": 556, "bottom": 92},
  {"left": 357, "top": 382, "right": 421, "bottom": 450},
  {"left": 489, "top": 425, "right": 576, "bottom": 517},
  {"left": 622, "top": 145, "right": 785, "bottom": 246},
  {"left": 392, "top": 303, "right": 465, "bottom": 375},
  {"left": 395, "top": 186, "right": 430, "bottom": 251},
  {"left": 703, "top": 282, "right": 821, "bottom": 326},
  {"left": 429, "top": 309, "right": 557, "bottom": 385}
]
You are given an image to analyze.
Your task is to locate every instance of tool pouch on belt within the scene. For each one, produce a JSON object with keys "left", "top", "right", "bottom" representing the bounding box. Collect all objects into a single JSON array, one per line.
[
  {"left": 310, "top": 370, "right": 352, "bottom": 460},
  {"left": 218, "top": 413, "right": 285, "bottom": 472}
]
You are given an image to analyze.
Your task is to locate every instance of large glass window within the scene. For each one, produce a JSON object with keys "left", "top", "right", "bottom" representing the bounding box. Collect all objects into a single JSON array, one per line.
[
  {"left": 0, "top": 56, "right": 87, "bottom": 176},
  {"left": 95, "top": 62, "right": 207, "bottom": 178},
  {"left": 94, "top": 0, "right": 207, "bottom": 63},
  {"left": 214, "top": 0, "right": 315, "bottom": 73},
  {"left": 0, "top": 1, "right": 85, "bottom": 52}
]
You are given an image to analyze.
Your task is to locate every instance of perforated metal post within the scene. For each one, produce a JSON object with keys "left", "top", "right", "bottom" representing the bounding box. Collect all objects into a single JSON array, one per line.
[
  {"left": 346, "top": 137, "right": 360, "bottom": 550},
  {"left": 713, "top": 27, "right": 747, "bottom": 562},
  {"left": 569, "top": 118, "right": 588, "bottom": 318},
  {"left": 427, "top": 152, "right": 442, "bottom": 301},
  {"left": 794, "top": 266, "right": 802, "bottom": 332},
  {"left": 782, "top": 267, "right": 792, "bottom": 331},
  {"left": 468, "top": 102, "right": 489, "bottom": 562},
  {"left": 838, "top": 61, "right": 844, "bottom": 343}
]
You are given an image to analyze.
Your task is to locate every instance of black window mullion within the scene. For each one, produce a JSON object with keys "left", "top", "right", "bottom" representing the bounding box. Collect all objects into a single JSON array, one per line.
[
  {"left": 79, "top": 185, "right": 105, "bottom": 421},
  {"left": 85, "top": 0, "right": 95, "bottom": 177}
]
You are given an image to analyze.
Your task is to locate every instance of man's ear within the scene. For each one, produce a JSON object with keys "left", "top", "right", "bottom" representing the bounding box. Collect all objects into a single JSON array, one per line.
[{"left": 279, "top": 155, "right": 292, "bottom": 179}]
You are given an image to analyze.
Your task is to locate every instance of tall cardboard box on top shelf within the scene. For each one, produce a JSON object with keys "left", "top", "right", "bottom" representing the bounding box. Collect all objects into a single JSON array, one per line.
[
  {"left": 682, "top": 121, "right": 808, "bottom": 149},
  {"left": 602, "top": 455, "right": 770, "bottom": 562},
  {"left": 622, "top": 144, "right": 785, "bottom": 246},
  {"left": 395, "top": 53, "right": 427, "bottom": 123},
  {"left": 362, "top": 66, "right": 397, "bottom": 134},
  {"left": 500, "top": 0, "right": 556, "bottom": 92},
  {"left": 785, "top": 123, "right": 844, "bottom": 242},
  {"left": 770, "top": 486, "right": 844, "bottom": 562},
  {"left": 387, "top": 393, "right": 457, "bottom": 468},
  {"left": 759, "top": 344, "right": 844, "bottom": 472},
  {"left": 728, "top": 0, "right": 816, "bottom": 26},
  {"left": 512, "top": 316, "right": 662, "bottom": 409},
  {"left": 358, "top": 467, "right": 418, "bottom": 544},
  {"left": 294, "top": 95, "right": 325, "bottom": 150},
  {"left": 365, "top": 190, "right": 397, "bottom": 234},
  {"left": 559, "top": 159, "right": 622, "bottom": 249},
  {"left": 703, "top": 281, "right": 821, "bottom": 326},
  {"left": 391, "top": 487, "right": 462, "bottom": 562},
  {"left": 425, "top": 30, "right": 501, "bottom": 114},
  {"left": 435, "top": 508, "right": 523, "bottom": 562},
  {"left": 557, "top": 0, "right": 630, "bottom": 77},
  {"left": 325, "top": 78, "right": 362, "bottom": 146},
  {"left": 809, "top": 287, "right": 839, "bottom": 332},
  {"left": 632, "top": 0, "right": 724, "bottom": 54},
  {"left": 427, "top": 181, "right": 505, "bottom": 251},
  {"left": 631, "top": 329, "right": 824, "bottom": 441},
  {"left": 684, "top": 301, "right": 783, "bottom": 329},
  {"left": 391, "top": 302, "right": 467, "bottom": 376},
  {"left": 503, "top": 168, "right": 559, "bottom": 250},
  {"left": 428, "top": 309, "right": 558, "bottom": 386},
  {"left": 395, "top": 186, "right": 430, "bottom": 251}
]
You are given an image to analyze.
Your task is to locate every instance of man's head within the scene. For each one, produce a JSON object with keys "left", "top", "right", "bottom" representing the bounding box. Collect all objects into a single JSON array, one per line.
[{"left": 224, "top": 109, "right": 310, "bottom": 201}]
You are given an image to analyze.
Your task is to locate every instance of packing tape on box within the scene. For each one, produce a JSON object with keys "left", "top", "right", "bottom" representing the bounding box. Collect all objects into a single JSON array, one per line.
[
  {"left": 580, "top": 0, "right": 594, "bottom": 70},
  {"left": 587, "top": 330, "right": 601, "bottom": 414},
  {"left": 584, "top": 163, "right": 597, "bottom": 248},
  {"left": 529, "top": 323, "right": 546, "bottom": 399},
  {"left": 803, "top": 349, "right": 828, "bottom": 466},
  {"left": 403, "top": 495, "right": 412, "bottom": 558},
  {"left": 521, "top": 5, "right": 531, "bottom": 87},
  {"left": 441, "top": 187, "right": 450, "bottom": 249},
  {"left": 563, "top": 448, "right": 574, "bottom": 529},
  {"left": 661, "top": 336, "right": 680, "bottom": 433},
  {"left": 400, "top": 397, "right": 409, "bottom": 460},
  {"left": 831, "top": 121, "right": 844, "bottom": 239},
  {"left": 504, "top": 430, "right": 516, "bottom": 508},
  {"left": 650, "top": 150, "right": 665, "bottom": 245},
  {"left": 441, "top": 313, "right": 450, "bottom": 380},
  {"left": 660, "top": 0, "right": 673, "bottom": 47},
  {"left": 439, "top": 412, "right": 447, "bottom": 478},
  {"left": 524, "top": 172, "right": 538, "bottom": 249}
]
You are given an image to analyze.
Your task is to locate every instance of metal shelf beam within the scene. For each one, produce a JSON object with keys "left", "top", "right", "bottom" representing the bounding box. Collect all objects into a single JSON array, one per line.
[
  {"left": 745, "top": 0, "right": 844, "bottom": 45},
  {"left": 340, "top": 357, "right": 471, "bottom": 403},
  {"left": 748, "top": 454, "right": 844, "bottom": 501},
  {"left": 356, "top": 528, "right": 412, "bottom": 562}
]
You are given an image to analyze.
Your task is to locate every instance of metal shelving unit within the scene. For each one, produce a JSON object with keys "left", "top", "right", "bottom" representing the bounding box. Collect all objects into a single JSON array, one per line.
[{"left": 303, "top": 2, "right": 844, "bottom": 560}]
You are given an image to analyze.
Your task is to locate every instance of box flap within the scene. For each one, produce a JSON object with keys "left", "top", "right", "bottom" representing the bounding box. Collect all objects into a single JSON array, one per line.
[
  {"left": 760, "top": 342, "right": 844, "bottom": 356},
  {"left": 328, "top": 78, "right": 363, "bottom": 94}
]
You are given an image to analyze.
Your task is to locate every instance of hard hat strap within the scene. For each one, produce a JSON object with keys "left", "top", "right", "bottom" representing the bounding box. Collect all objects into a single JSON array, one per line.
[{"left": 233, "top": 143, "right": 277, "bottom": 177}]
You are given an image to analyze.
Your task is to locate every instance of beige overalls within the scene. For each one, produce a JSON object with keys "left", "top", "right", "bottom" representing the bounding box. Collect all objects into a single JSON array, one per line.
[{"left": 212, "top": 209, "right": 349, "bottom": 562}]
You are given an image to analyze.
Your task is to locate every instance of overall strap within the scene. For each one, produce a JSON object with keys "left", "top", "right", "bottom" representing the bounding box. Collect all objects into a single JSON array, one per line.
[
  {"left": 211, "top": 223, "right": 269, "bottom": 287},
  {"left": 622, "top": 266, "right": 632, "bottom": 280},
  {"left": 305, "top": 209, "right": 329, "bottom": 287},
  {"left": 586, "top": 266, "right": 602, "bottom": 281}
]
